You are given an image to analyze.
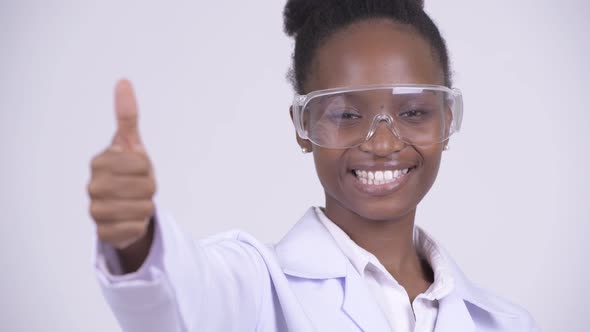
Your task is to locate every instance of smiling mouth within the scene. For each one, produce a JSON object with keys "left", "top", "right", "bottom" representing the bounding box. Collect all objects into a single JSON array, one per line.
[{"left": 351, "top": 168, "right": 415, "bottom": 186}]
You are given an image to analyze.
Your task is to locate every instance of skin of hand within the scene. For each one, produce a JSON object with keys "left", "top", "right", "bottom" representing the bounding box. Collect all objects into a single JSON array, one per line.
[{"left": 88, "top": 79, "right": 156, "bottom": 273}]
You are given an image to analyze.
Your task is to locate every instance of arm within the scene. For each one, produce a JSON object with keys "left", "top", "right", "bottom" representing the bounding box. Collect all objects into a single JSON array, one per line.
[
  {"left": 94, "top": 208, "right": 269, "bottom": 332},
  {"left": 94, "top": 211, "right": 185, "bottom": 331}
]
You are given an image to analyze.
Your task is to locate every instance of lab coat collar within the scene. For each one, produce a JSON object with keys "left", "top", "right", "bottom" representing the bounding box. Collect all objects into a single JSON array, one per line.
[
  {"left": 442, "top": 247, "right": 521, "bottom": 319},
  {"left": 275, "top": 208, "right": 348, "bottom": 279},
  {"left": 275, "top": 208, "right": 391, "bottom": 330},
  {"left": 433, "top": 250, "right": 520, "bottom": 331},
  {"left": 274, "top": 207, "right": 518, "bottom": 331}
]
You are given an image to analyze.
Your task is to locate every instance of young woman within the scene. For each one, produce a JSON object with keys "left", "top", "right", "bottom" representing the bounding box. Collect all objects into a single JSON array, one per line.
[{"left": 88, "top": 0, "right": 539, "bottom": 331}]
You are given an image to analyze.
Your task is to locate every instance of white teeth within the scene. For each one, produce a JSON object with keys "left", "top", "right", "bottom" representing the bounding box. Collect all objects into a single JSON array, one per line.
[
  {"left": 375, "top": 171, "right": 384, "bottom": 181},
  {"left": 354, "top": 168, "right": 411, "bottom": 186},
  {"left": 384, "top": 170, "right": 393, "bottom": 180}
]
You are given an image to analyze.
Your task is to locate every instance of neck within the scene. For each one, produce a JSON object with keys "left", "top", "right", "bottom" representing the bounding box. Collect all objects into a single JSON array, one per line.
[{"left": 323, "top": 200, "right": 426, "bottom": 280}]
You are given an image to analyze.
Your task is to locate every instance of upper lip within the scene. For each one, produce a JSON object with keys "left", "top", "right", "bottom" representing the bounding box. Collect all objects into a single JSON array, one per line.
[{"left": 348, "top": 161, "right": 416, "bottom": 172}]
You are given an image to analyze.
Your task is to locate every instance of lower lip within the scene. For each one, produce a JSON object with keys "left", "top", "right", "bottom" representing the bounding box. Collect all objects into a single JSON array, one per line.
[{"left": 349, "top": 169, "right": 414, "bottom": 197}]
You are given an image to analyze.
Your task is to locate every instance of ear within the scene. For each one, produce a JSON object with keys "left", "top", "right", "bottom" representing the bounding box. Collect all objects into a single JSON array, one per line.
[{"left": 289, "top": 106, "right": 313, "bottom": 152}]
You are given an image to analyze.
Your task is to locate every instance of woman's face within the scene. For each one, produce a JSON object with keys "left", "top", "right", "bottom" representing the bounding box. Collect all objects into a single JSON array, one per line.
[{"left": 298, "top": 19, "right": 446, "bottom": 222}]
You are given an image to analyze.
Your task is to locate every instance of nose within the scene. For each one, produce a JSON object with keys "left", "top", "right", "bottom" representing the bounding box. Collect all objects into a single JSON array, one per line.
[{"left": 358, "top": 115, "right": 405, "bottom": 156}]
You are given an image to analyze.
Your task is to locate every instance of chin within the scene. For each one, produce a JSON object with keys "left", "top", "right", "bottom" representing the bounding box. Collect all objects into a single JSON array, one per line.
[{"left": 347, "top": 198, "right": 418, "bottom": 222}]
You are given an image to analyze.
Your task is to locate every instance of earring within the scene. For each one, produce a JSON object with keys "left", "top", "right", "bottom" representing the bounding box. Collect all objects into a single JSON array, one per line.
[
  {"left": 443, "top": 145, "right": 450, "bottom": 151},
  {"left": 301, "top": 147, "right": 309, "bottom": 154}
]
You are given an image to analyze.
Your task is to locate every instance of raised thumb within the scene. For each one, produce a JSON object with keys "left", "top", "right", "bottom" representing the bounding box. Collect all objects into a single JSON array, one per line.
[{"left": 112, "top": 79, "right": 142, "bottom": 150}]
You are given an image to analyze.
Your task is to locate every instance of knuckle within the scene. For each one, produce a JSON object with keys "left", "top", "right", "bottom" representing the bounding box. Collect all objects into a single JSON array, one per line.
[
  {"left": 117, "top": 154, "right": 150, "bottom": 175},
  {"left": 90, "top": 156, "right": 99, "bottom": 171},
  {"left": 87, "top": 180, "right": 101, "bottom": 198},
  {"left": 89, "top": 201, "right": 105, "bottom": 220},
  {"left": 96, "top": 224, "right": 112, "bottom": 242},
  {"left": 90, "top": 153, "right": 106, "bottom": 171},
  {"left": 89, "top": 202, "right": 99, "bottom": 219},
  {"left": 137, "top": 150, "right": 151, "bottom": 164},
  {"left": 97, "top": 222, "right": 143, "bottom": 248},
  {"left": 146, "top": 180, "right": 157, "bottom": 197},
  {"left": 86, "top": 180, "right": 94, "bottom": 196},
  {"left": 133, "top": 221, "right": 147, "bottom": 238},
  {"left": 143, "top": 201, "right": 155, "bottom": 217},
  {"left": 128, "top": 223, "right": 147, "bottom": 239},
  {"left": 137, "top": 161, "right": 151, "bottom": 175},
  {"left": 90, "top": 176, "right": 120, "bottom": 199},
  {"left": 136, "top": 153, "right": 153, "bottom": 173},
  {"left": 147, "top": 201, "right": 156, "bottom": 219}
]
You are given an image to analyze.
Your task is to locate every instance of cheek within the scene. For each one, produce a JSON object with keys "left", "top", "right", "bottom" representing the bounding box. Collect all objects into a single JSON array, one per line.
[
  {"left": 312, "top": 149, "right": 346, "bottom": 191},
  {"left": 415, "top": 147, "right": 443, "bottom": 188}
]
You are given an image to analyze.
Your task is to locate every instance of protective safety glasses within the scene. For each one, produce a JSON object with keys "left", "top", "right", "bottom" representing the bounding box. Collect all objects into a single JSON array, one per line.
[{"left": 292, "top": 84, "right": 463, "bottom": 149}]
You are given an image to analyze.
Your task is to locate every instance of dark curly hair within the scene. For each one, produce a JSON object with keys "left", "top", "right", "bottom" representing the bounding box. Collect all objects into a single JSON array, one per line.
[{"left": 283, "top": 0, "right": 451, "bottom": 93}]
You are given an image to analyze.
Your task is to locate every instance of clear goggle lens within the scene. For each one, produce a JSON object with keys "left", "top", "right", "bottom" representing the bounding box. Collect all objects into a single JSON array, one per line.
[{"left": 294, "top": 85, "right": 463, "bottom": 149}]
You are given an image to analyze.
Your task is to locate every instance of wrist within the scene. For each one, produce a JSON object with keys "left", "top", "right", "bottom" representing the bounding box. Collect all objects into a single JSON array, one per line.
[{"left": 116, "top": 216, "right": 155, "bottom": 274}]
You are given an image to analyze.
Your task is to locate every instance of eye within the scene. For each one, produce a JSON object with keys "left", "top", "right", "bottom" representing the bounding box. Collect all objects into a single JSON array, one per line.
[
  {"left": 327, "top": 108, "right": 362, "bottom": 120},
  {"left": 399, "top": 109, "right": 428, "bottom": 118},
  {"left": 340, "top": 112, "right": 361, "bottom": 120}
]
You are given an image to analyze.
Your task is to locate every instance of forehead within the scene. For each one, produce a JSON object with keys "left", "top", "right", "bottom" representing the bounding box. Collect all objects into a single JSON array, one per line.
[{"left": 306, "top": 19, "right": 443, "bottom": 92}]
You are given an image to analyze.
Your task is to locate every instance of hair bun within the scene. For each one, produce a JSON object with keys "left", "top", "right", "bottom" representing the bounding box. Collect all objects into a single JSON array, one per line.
[
  {"left": 284, "top": 0, "right": 425, "bottom": 37},
  {"left": 283, "top": 0, "right": 322, "bottom": 37}
]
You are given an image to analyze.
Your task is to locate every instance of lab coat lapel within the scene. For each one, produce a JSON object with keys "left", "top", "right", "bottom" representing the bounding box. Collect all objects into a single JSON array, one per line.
[
  {"left": 341, "top": 263, "right": 392, "bottom": 331},
  {"left": 434, "top": 292, "right": 475, "bottom": 332},
  {"left": 274, "top": 208, "right": 348, "bottom": 279},
  {"left": 434, "top": 245, "right": 520, "bottom": 331},
  {"left": 274, "top": 208, "right": 390, "bottom": 331}
]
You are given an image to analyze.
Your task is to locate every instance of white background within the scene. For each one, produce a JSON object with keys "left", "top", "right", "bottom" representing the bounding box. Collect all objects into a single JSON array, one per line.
[{"left": 1, "top": 0, "right": 589, "bottom": 331}]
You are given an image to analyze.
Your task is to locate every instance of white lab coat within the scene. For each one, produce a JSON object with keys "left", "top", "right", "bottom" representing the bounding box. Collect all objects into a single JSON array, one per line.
[{"left": 94, "top": 207, "right": 539, "bottom": 331}]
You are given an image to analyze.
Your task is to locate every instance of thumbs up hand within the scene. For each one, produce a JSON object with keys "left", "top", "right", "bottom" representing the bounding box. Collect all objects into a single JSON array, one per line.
[{"left": 88, "top": 80, "right": 156, "bottom": 265}]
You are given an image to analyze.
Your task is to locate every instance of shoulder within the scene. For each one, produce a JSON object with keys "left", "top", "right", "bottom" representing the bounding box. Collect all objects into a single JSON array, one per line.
[
  {"left": 420, "top": 228, "right": 539, "bottom": 330},
  {"left": 440, "top": 250, "right": 539, "bottom": 330}
]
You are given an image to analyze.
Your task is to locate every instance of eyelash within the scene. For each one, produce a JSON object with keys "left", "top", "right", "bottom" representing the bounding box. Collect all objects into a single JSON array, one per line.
[
  {"left": 339, "top": 112, "right": 361, "bottom": 119},
  {"left": 324, "top": 107, "right": 432, "bottom": 120},
  {"left": 326, "top": 108, "right": 361, "bottom": 120},
  {"left": 399, "top": 109, "right": 428, "bottom": 118}
]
